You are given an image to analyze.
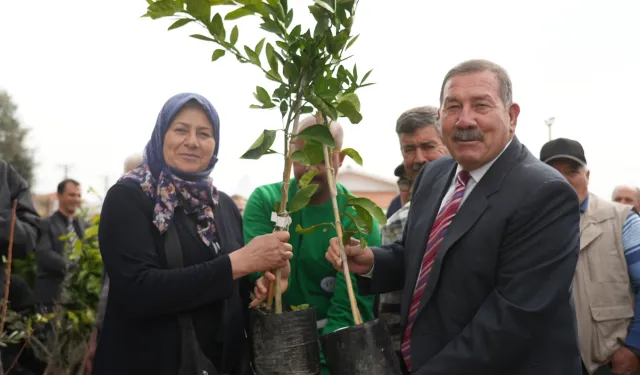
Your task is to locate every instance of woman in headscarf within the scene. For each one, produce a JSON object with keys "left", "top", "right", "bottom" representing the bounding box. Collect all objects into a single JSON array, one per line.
[{"left": 92, "top": 93, "right": 291, "bottom": 375}]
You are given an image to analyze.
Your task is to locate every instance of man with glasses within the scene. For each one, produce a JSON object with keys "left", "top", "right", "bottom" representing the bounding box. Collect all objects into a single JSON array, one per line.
[{"left": 386, "top": 106, "right": 448, "bottom": 218}]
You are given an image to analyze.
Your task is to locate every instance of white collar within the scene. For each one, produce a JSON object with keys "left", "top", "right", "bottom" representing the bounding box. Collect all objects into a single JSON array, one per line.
[{"left": 455, "top": 139, "right": 513, "bottom": 184}]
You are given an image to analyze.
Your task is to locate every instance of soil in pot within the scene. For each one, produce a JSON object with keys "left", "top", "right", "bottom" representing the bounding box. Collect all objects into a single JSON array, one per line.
[
  {"left": 319, "top": 318, "right": 402, "bottom": 375},
  {"left": 250, "top": 306, "right": 321, "bottom": 375}
]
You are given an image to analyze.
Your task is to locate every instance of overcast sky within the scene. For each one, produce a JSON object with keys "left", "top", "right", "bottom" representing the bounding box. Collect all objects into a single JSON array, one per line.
[{"left": 1, "top": 0, "right": 639, "bottom": 202}]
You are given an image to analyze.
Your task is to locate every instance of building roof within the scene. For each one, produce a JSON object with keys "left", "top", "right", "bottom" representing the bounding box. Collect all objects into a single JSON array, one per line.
[{"left": 337, "top": 163, "right": 398, "bottom": 193}]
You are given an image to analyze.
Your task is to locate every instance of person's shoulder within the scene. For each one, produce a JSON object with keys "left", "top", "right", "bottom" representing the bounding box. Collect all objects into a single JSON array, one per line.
[
  {"left": 217, "top": 190, "right": 238, "bottom": 214},
  {"left": 418, "top": 156, "right": 457, "bottom": 181},
  {"left": 249, "top": 180, "right": 284, "bottom": 203},
  {"left": 589, "top": 193, "right": 633, "bottom": 219},
  {"left": 104, "top": 180, "right": 151, "bottom": 207},
  {"left": 510, "top": 150, "right": 566, "bottom": 185}
]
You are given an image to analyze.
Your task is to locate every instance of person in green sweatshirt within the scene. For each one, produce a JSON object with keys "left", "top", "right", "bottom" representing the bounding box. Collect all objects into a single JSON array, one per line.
[{"left": 243, "top": 117, "right": 381, "bottom": 374}]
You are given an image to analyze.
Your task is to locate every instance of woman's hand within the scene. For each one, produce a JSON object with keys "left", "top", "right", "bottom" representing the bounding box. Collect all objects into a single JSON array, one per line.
[
  {"left": 229, "top": 231, "right": 293, "bottom": 279},
  {"left": 249, "top": 260, "right": 291, "bottom": 308}
]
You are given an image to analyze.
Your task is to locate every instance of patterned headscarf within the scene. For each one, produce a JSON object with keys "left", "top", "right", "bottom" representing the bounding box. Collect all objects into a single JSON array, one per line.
[{"left": 120, "top": 93, "right": 221, "bottom": 246}]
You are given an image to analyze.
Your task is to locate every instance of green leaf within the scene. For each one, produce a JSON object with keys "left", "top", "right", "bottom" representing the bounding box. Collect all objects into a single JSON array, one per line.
[
  {"left": 360, "top": 236, "right": 368, "bottom": 249},
  {"left": 250, "top": 103, "right": 276, "bottom": 109},
  {"left": 190, "top": 34, "right": 215, "bottom": 42},
  {"left": 255, "top": 38, "right": 266, "bottom": 56},
  {"left": 83, "top": 225, "right": 99, "bottom": 240},
  {"left": 225, "top": 6, "right": 254, "bottom": 20},
  {"left": 283, "top": 62, "right": 297, "bottom": 81},
  {"left": 276, "top": 2, "right": 287, "bottom": 21},
  {"left": 210, "top": 13, "right": 225, "bottom": 39},
  {"left": 210, "top": 0, "right": 235, "bottom": 4},
  {"left": 291, "top": 150, "right": 310, "bottom": 165},
  {"left": 168, "top": 18, "right": 193, "bottom": 30},
  {"left": 279, "top": 100, "right": 288, "bottom": 117},
  {"left": 266, "top": 43, "right": 278, "bottom": 72},
  {"left": 289, "top": 25, "right": 301, "bottom": 39},
  {"left": 290, "top": 303, "right": 311, "bottom": 311},
  {"left": 254, "top": 86, "right": 271, "bottom": 104},
  {"left": 361, "top": 69, "right": 373, "bottom": 84},
  {"left": 342, "top": 230, "right": 356, "bottom": 246},
  {"left": 300, "top": 105, "right": 314, "bottom": 114},
  {"left": 186, "top": 0, "right": 211, "bottom": 22},
  {"left": 347, "top": 197, "right": 387, "bottom": 226},
  {"left": 296, "top": 124, "right": 335, "bottom": 147},
  {"left": 338, "top": 92, "right": 361, "bottom": 112},
  {"left": 240, "top": 130, "right": 277, "bottom": 159},
  {"left": 336, "top": 101, "right": 362, "bottom": 124},
  {"left": 354, "top": 205, "right": 373, "bottom": 234},
  {"left": 307, "top": 94, "right": 333, "bottom": 120},
  {"left": 298, "top": 170, "right": 318, "bottom": 187},
  {"left": 345, "top": 34, "right": 359, "bottom": 49},
  {"left": 289, "top": 185, "right": 319, "bottom": 213},
  {"left": 229, "top": 25, "right": 238, "bottom": 45},
  {"left": 295, "top": 223, "right": 333, "bottom": 235},
  {"left": 314, "top": 0, "right": 335, "bottom": 13},
  {"left": 146, "top": 0, "right": 183, "bottom": 19},
  {"left": 260, "top": 19, "right": 282, "bottom": 34},
  {"left": 286, "top": 8, "right": 294, "bottom": 26},
  {"left": 302, "top": 140, "right": 325, "bottom": 165},
  {"left": 244, "top": 46, "right": 261, "bottom": 66},
  {"left": 344, "top": 212, "right": 369, "bottom": 235},
  {"left": 211, "top": 49, "right": 225, "bottom": 61},
  {"left": 339, "top": 148, "right": 363, "bottom": 166}
]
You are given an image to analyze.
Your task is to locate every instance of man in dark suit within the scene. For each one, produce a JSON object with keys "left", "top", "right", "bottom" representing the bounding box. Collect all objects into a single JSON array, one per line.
[
  {"left": 34, "top": 178, "right": 87, "bottom": 311},
  {"left": 326, "top": 59, "right": 582, "bottom": 374}
]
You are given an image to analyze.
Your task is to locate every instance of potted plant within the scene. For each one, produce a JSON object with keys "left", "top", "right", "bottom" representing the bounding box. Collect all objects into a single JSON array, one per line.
[{"left": 141, "top": 1, "right": 400, "bottom": 373}]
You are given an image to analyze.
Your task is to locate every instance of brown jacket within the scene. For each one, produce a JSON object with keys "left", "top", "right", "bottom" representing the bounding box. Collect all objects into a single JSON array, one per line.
[{"left": 573, "top": 193, "right": 634, "bottom": 373}]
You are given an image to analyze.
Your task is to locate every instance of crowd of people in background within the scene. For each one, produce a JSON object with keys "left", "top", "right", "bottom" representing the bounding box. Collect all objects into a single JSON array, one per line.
[{"left": 1, "top": 59, "right": 640, "bottom": 375}]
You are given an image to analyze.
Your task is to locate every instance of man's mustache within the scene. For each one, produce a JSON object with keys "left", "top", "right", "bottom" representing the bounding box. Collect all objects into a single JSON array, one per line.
[{"left": 452, "top": 129, "right": 484, "bottom": 142}]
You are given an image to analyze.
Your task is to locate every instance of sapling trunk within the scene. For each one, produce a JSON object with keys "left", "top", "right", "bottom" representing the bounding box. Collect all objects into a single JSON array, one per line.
[
  {"left": 0, "top": 199, "right": 18, "bottom": 336},
  {"left": 265, "top": 85, "right": 305, "bottom": 314},
  {"left": 322, "top": 144, "right": 363, "bottom": 325}
]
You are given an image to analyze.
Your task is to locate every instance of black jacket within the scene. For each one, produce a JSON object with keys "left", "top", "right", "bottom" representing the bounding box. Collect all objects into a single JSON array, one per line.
[
  {"left": 34, "top": 211, "right": 88, "bottom": 305},
  {"left": 0, "top": 160, "right": 40, "bottom": 295},
  {"left": 359, "top": 138, "right": 582, "bottom": 374},
  {"left": 93, "top": 180, "right": 253, "bottom": 375}
]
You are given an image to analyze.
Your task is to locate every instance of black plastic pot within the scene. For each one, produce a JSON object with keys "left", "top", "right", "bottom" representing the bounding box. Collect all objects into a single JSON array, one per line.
[
  {"left": 320, "top": 319, "right": 402, "bottom": 375},
  {"left": 250, "top": 307, "right": 321, "bottom": 375}
]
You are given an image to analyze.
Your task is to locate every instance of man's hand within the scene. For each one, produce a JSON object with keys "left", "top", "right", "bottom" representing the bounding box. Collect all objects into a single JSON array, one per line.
[
  {"left": 249, "top": 260, "right": 291, "bottom": 308},
  {"left": 325, "top": 237, "right": 374, "bottom": 275},
  {"left": 610, "top": 346, "right": 640, "bottom": 374}
]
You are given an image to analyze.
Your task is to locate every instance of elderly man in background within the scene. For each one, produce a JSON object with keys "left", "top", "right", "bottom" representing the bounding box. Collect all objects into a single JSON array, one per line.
[
  {"left": 86, "top": 152, "right": 143, "bottom": 371},
  {"left": 613, "top": 185, "right": 640, "bottom": 213},
  {"left": 542, "top": 138, "right": 640, "bottom": 375},
  {"left": 386, "top": 106, "right": 448, "bottom": 218},
  {"left": 231, "top": 194, "right": 247, "bottom": 216}
]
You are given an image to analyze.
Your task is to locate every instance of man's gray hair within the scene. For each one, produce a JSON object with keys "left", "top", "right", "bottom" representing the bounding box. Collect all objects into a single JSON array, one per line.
[
  {"left": 612, "top": 185, "right": 640, "bottom": 203},
  {"left": 124, "top": 153, "right": 143, "bottom": 173},
  {"left": 439, "top": 59, "right": 513, "bottom": 107},
  {"left": 395, "top": 106, "right": 440, "bottom": 136}
]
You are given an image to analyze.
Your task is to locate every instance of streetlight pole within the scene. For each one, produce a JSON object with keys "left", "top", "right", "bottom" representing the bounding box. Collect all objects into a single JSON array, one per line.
[{"left": 545, "top": 117, "right": 555, "bottom": 141}]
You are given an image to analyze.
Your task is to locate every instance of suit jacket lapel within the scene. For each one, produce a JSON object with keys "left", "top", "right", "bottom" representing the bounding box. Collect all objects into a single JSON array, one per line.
[{"left": 415, "top": 137, "right": 525, "bottom": 316}]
